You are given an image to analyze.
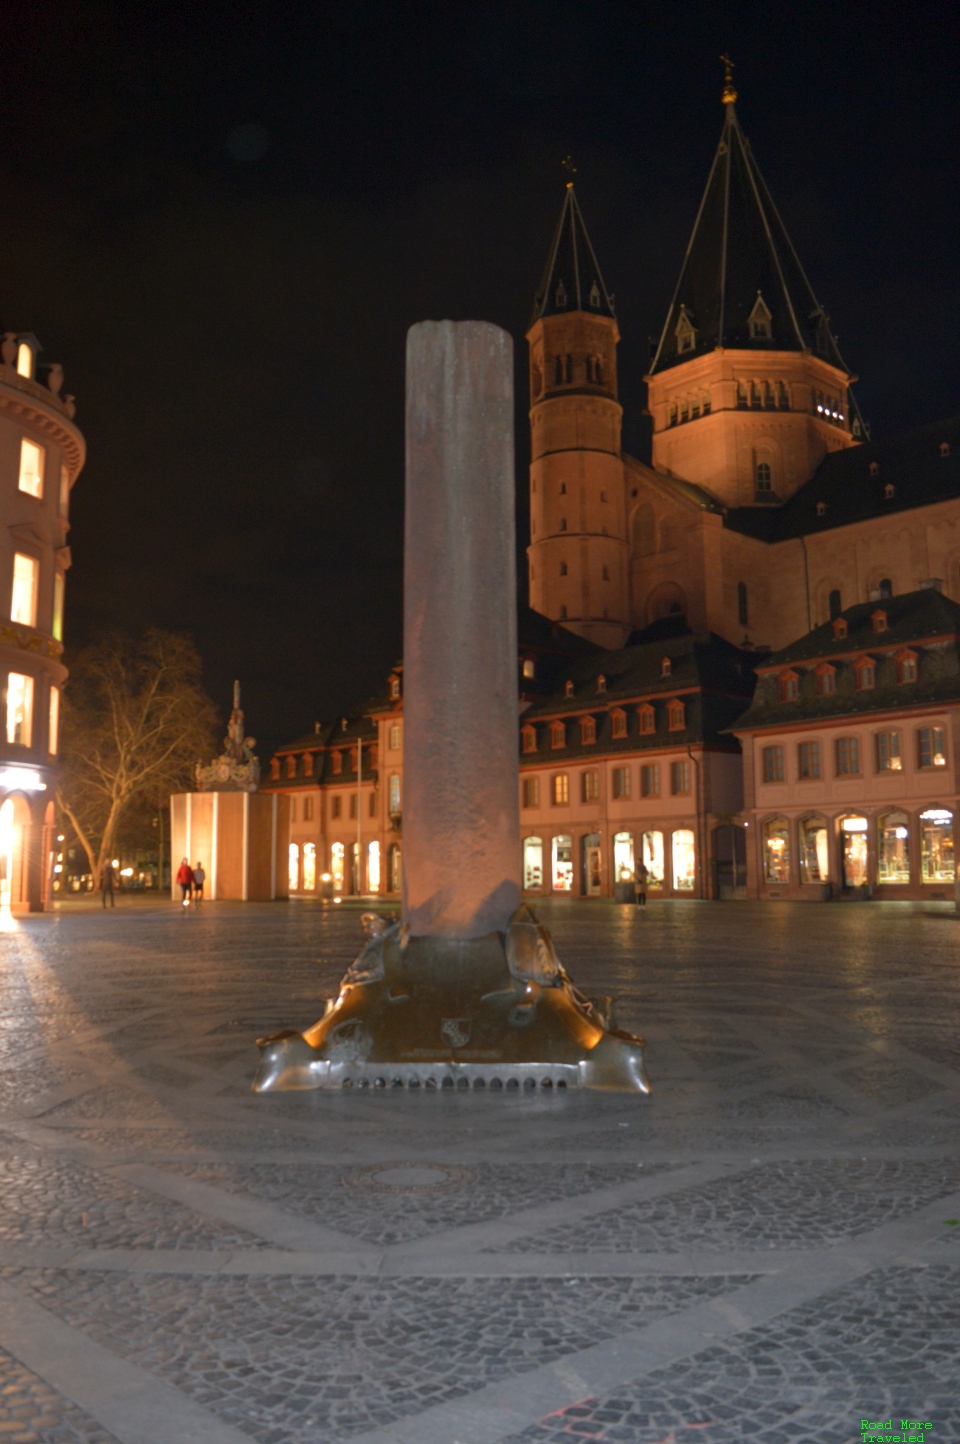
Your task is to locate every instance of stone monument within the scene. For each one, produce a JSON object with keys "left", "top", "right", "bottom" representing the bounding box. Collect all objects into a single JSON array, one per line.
[
  {"left": 196, "top": 681, "right": 260, "bottom": 792},
  {"left": 254, "top": 321, "right": 649, "bottom": 1091}
]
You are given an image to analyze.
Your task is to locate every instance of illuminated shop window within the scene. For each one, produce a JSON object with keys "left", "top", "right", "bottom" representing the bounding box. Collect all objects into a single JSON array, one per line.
[
  {"left": 302, "top": 842, "right": 316, "bottom": 891},
  {"left": 388, "top": 843, "right": 402, "bottom": 892},
  {"left": 523, "top": 836, "right": 543, "bottom": 891},
  {"left": 288, "top": 843, "right": 300, "bottom": 892},
  {"left": 917, "top": 727, "right": 946, "bottom": 769},
  {"left": 672, "top": 829, "right": 696, "bottom": 891},
  {"left": 11, "top": 553, "right": 39, "bottom": 627},
  {"left": 331, "top": 841, "right": 345, "bottom": 893},
  {"left": 798, "top": 818, "right": 829, "bottom": 884},
  {"left": 613, "top": 831, "right": 634, "bottom": 883},
  {"left": 840, "top": 817, "right": 869, "bottom": 889},
  {"left": 18, "top": 439, "right": 44, "bottom": 498},
  {"left": 48, "top": 686, "right": 60, "bottom": 755},
  {"left": 920, "top": 808, "right": 955, "bottom": 883},
  {"left": 763, "top": 819, "right": 790, "bottom": 883},
  {"left": 6, "top": 672, "right": 34, "bottom": 746},
  {"left": 640, "top": 763, "right": 659, "bottom": 797},
  {"left": 642, "top": 831, "right": 664, "bottom": 888},
  {"left": 877, "top": 813, "right": 910, "bottom": 885},
  {"left": 552, "top": 834, "right": 573, "bottom": 891},
  {"left": 367, "top": 840, "right": 380, "bottom": 892}
]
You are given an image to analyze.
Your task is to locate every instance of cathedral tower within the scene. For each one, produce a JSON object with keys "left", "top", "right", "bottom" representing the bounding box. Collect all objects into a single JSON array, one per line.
[
  {"left": 527, "top": 184, "right": 629, "bottom": 649},
  {"left": 646, "top": 68, "right": 861, "bottom": 509}
]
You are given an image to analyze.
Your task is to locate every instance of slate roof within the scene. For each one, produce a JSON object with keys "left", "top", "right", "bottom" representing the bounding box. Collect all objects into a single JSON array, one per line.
[
  {"left": 732, "top": 589, "right": 960, "bottom": 731},
  {"left": 531, "top": 184, "right": 616, "bottom": 324},
  {"left": 725, "top": 416, "right": 960, "bottom": 543},
  {"left": 519, "top": 629, "right": 755, "bottom": 762},
  {"left": 267, "top": 715, "right": 378, "bottom": 788},
  {"left": 649, "top": 101, "right": 848, "bottom": 375}
]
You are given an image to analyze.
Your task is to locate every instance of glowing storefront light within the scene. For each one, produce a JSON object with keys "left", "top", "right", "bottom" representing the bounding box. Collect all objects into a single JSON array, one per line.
[
  {"left": 920, "top": 807, "right": 955, "bottom": 883},
  {"left": 288, "top": 843, "right": 300, "bottom": 892},
  {"left": 11, "top": 554, "right": 39, "bottom": 627},
  {"left": 798, "top": 818, "right": 829, "bottom": 883},
  {"left": 523, "top": 836, "right": 543, "bottom": 890},
  {"left": 551, "top": 834, "right": 573, "bottom": 891},
  {"left": 642, "top": 830, "right": 664, "bottom": 887},
  {"left": 841, "top": 817, "right": 869, "bottom": 888},
  {"left": 613, "top": 831, "right": 635, "bottom": 881},
  {"left": 672, "top": 829, "right": 696, "bottom": 891},
  {"left": 367, "top": 840, "right": 380, "bottom": 892},
  {"left": 303, "top": 842, "right": 316, "bottom": 891},
  {"left": 0, "top": 766, "right": 45, "bottom": 792},
  {"left": 763, "top": 819, "right": 790, "bottom": 883},
  {"left": 331, "top": 841, "right": 345, "bottom": 893},
  {"left": 878, "top": 812, "right": 910, "bottom": 884},
  {"left": 0, "top": 798, "right": 14, "bottom": 909}
]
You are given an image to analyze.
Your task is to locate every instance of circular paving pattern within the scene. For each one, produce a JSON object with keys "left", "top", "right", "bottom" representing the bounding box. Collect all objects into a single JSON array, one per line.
[{"left": 340, "top": 1162, "right": 476, "bottom": 1195}]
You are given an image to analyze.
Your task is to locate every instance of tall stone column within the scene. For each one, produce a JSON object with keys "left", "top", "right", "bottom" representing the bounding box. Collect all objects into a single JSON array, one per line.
[{"left": 402, "top": 320, "right": 520, "bottom": 938}]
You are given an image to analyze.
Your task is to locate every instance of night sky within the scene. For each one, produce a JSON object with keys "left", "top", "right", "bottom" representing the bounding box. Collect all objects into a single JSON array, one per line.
[{"left": 1, "top": 2, "right": 956, "bottom": 756}]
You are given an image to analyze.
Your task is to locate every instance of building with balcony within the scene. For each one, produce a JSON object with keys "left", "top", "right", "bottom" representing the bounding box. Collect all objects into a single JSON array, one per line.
[{"left": 0, "top": 330, "right": 84, "bottom": 911}]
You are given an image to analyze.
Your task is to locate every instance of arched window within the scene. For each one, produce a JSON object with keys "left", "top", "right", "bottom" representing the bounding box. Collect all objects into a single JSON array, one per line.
[
  {"left": 878, "top": 578, "right": 892, "bottom": 599},
  {"left": 16, "top": 342, "right": 33, "bottom": 378},
  {"left": 288, "top": 843, "right": 300, "bottom": 892},
  {"left": 878, "top": 812, "right": 910, "bottom": 885},
  {"left": 763, "top": 819, "right": 791, "bottom": 883},
  {"left": 755, "top": 461, "right": 772, "bottom": 491},
  {"left": 829, "top": 590, "right": 842, "bottom": 621},
  {"left": 737, "top": 581, "right": 748, "bottom": 626}
]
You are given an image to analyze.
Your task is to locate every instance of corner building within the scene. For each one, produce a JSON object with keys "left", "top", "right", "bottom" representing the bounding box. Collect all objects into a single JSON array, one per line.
[{"left": 0, "top": 330, "right": 84, "bottom": 911}]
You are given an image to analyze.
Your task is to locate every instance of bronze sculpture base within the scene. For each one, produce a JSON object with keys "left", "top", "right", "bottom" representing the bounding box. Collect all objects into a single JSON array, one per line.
[{"left": 253, "top": 906, "right": 650, "bottom": 1094}]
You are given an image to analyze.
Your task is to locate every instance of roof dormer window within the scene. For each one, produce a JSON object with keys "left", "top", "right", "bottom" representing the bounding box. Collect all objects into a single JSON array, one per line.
[
  {"left": 896, "top": 649, "right": 917, "bottom": 684},
  {"left": 869, "top": 462, "right": 879, "bottom": 478},
  {"left": 871, "top": 609, "right": 888, "bottom": 634},
  {"left": 816, "top": 662, "right": 836, "bottom": 696},
  {"left": 748, "top": 292, "right": 772, "bottom": 340},
  {"left": 660, "top": 657, "right": 672, "bottom": 677},
  {"left": 638, "top": 703, "right": 655, "bottom": 734},
  {"left": 389, "top": 675, "right": 401, "bottom": 700},
  {"left": 522, "top": 725, "right": 537, "bottom": 753},
  {"left": 667, "top": 698, "right": 686, "bottom": 731},
  {"left": 779, "top": 670, "right": 800, "bottom": 702},
  {"left": 832, "top": 617, "right": 848, "bottom": 641},
  {"left": 550, "top": 720, "right": 566, "bottom": 749},
  {"left": 855, "top": 657, "right": 875, "bottom": 691},
  {"left": 940, "top": 441, "right": 951, "bottom": 458},
  {"left": 596, "top": 674, "right": 606, "bottom": 694},
  {"left": 884, "top": 483, "right": 895, "bottom": 500},
  {"left": 675, "top": 305, "right": 696, "bottom": 355},
  {"left": 611, "top": 708, "right": 627, "bottom": 738},
  {"left": 564, "top": 679, "right": 574, "bottom": 698},
  {"left": 816, "top": 501, "right": 827, "bottom": 517},
  {"left": 580, "top": 716, "right": 596, "bottom": 745}
]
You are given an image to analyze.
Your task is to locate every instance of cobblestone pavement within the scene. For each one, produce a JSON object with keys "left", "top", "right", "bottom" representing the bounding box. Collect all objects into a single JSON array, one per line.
[{"left": 0, "top": 898, "right": 958, "bottom": 1444}]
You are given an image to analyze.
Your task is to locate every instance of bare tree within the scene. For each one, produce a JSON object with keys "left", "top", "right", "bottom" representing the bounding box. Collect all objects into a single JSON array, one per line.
[{"left": 57, "top": 630, "right": 218, "bottom": 887}]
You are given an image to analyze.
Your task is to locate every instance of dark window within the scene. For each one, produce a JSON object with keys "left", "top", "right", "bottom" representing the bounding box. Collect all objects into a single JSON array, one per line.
[
  {"left": 640, "top": 763, "right": 659, "bottom": 796},
  {"left": 737, "top": 581, "right": 748, "bottom": 626},
  {"left": 798, "top": 741, "right": 821, "bottom": 779},
  {"left": 554, "top": 356, "right": 563, "bottom": 385},
  {"left": 565, "top": 354, "right": 573, "bottom": 383},
  {"left": 879, "top": 578, "right": 892, "bottom": 599},
  {"left": 829, "top": 589, "right": 842, "bottom": 620},
  {"left": 756, "top": 461, "right": 772, "bottom": 491},
  {"left": 670, "top": 760, "right": 691, "bottom": 795},
  {"left": 835, "top": 737, "right": 861, "bottom": 776},
  {"left": 762, "top": 745, "right": 785, "bottom": 783}
]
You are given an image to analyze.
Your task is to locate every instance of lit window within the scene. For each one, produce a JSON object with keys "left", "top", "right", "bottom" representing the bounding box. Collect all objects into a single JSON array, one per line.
[
  {"left": 522, "top": 777, "right": 540, "bottom": 808},
  {"left": 640, "top": 763, "right": 659, "bottom": 797},
  {"left": 523, "top": 835, "right": 544, "bottom": 889},
  {"left": 917, "top": 727, "right": 946, "bottom": 769},
  {"left": 797, "top": 740, "right": 821, "bottom": 779},
  {"left": 856, "top": 660, "right": 875, "bottom": 690},
  {"left": 670, "top": 760, "right": 690, "bottom": 795},
  {"left": 667, "top": 699, "right": 685, "bottom": 731},
  {"left": 550, "top": 721, "right": 566, "bottom": 749},
  {"left": 551, "top": 773, "right": 569, "bottom": 806},
  {"left": 672, "top": 829, "right": 696, "bottom": 890},
  {"left": 48, "top": 685, "right": 60, "bottom": 754},
  {"left": 331, "top": 841, "right": 345, "bottom": 892},
  {"left": 522, "top": 658, "right": 535, "bottom": 679},
  {"left": 762, "top": 745, "right": 784, "bottom": 783},
  {"left": 878, "top": 813, "right": 910, "bottom": 885},
  {"left": 612, "top": 765, "right": 630, "bottom": 799},
  {"left": 368, "top": 840, "right": 380, "bottom": 891},
  {"left": 611, "top": 709, "right": 627, "bottom": 739},
  {"left": 288, "top": 843, "right": 300, "bottom": 892},
  {"left": 756, "top": 461, "right": 772, "bottom": 491},
  {"left": 835, "top": 737, "right": 860, "bottom": 775},
  {"left": 897, "top": 653, "right": 917, "bottom": 684},
  {"left": 303, "top": 842, "right": 317, "bottom": 891},
  {"left": 522, "top": 726, "right": 537, "bottom": 753},
  {"left": 389, "top": 774, "right": 401, "bottom": 813},
  {"left": 16, "top": 342, "right": 33, "bottom": 377},
  {"left": 580, "top": 716, "right": 596, "bottom": 745},
  {"left": 389, "top": 722, "right": 401, "bottom": 751},
  {"left": 18, "top": 439, "right": 44, "bottom": 498},
  {"left": 779, "top": 671, "right": 799, "bottom": 701},
  {"left": 6, "top": 673, "right": 33, "bottom": 746},
  {"left": 52, "top": 572, "right": 64, "bottom": 642},
  {"left": 921, "top": 807, "right": 955, "bottom": 882},
  {"left": 763, "top": 819, "right": 790, "bottom": 883},
  {"left": 581, "top": 769, "right": 599, "bottom": 802},
  {"left": 639, "top": 704, "right": 655, "bottom": 735},
  {"left": 11, "top": 553, "right": 39, "bottom": 627},
  {"left": 59, "top": 465, "right": 70, "bottom": 517},
  {"left": 799, "top": 818, "right": 829, "bottom": 883},
  {"left": 876, "top": 731, "right": 902, "bottom": 772}
]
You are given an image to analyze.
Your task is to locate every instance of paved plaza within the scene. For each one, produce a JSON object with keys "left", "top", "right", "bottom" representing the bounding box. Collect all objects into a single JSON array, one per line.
[{"left": 0, "top": 897, "right": 958, "bottom": 1444}]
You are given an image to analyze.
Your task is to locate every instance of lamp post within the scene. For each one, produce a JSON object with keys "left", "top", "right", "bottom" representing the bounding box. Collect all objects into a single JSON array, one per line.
[{"left": 356, "top": 737, "right": 362, "bottom": 898}]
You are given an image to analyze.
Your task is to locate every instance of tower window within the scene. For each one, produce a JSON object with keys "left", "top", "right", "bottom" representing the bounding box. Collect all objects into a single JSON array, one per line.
[
  {"left": 737, "top": 381, "right": 748, "bottom": 409},
  {"left": 675, "top": 305, "right": 696, "bottom": 354},
  {"left": 559, "top": 561, "right": 567, "bottom": 576},
  {"left": 594, "top": 358, "right": 603, "bottom": 384},
  {"left": 555, "top": 281, "right": 567, "bottom": 308},
  {"left": 816, "top": 501, "right": 827, "bottom": 517},
  {"left": 750, "top": 381, "right": 761, "bottom": 408},
  {"left": 18, "top": 439, "right": 44, "bottom": 498},
  {"left": 737, "top": 581, "right": 748, "bottom": 626},
  {"left": 559, "top": 518, "right": 567, "bottom": 531},
  {"left": 748, "top": 293, "right": 772, "bottom": 340},
  {"left": 16, "top": 342, "right": 33, "bottom": 378},
  {"left": 589, "top": 282, "right": 601, "bottom": 308},
  {"left": 559, "top": 605, "right": 567, "bottom": 620},
  {"left": 703, "top": 391, "right": 712, "bottom": 415},
  {"left": 559, "top": 482, "right": 566, "bottom": 494},
  {"left": 11, "top": 552, "right": 39, "bottom": 627},
  {"left": 879, "top": 578, "right": 892, "bottom": 599},
  {"left": 869, "top": 462, "right": 879, "bottom": 477},
  {"left": 884, "top": 483, "right": 895, "bottom": 500},
  {"left": 596, "top": 674, "right": 606, "bottom": 694},
  {"left": 600, "top": 490, "right": 607, "bottom": 502},
  {"left": 756, "top": 462, "right": 772, "bottom": 491},
  {"left": 829, "top": 590, "right": 842, "bottom": 621},
  {"left": 564, "top": 680, "right": 574, "bottom": 698},
  {"left": 585, "top": 356, "right": 594, "bottom": 383},
  {"left": 777, "top": 381, "right": 790, "bottom": 409}
]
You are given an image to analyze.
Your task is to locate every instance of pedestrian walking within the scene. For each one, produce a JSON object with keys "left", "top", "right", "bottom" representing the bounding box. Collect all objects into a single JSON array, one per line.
[
  {"left": 100, "top": 862, "right": 116, "bottom": 908},
  {"left": 634, "top": 859, "right": 648, "bottom": 909},
  {"left": 176, "top": 857, "right": 194, "bottom": 907},
  {"left": 193, "top": 861, "right": 206, "bottom": 906}
]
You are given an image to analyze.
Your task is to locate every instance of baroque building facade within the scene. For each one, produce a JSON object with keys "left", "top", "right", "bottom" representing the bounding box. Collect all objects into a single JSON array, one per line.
[
  {"left": 265, "top": 80, "right": 959, "bottom": 903},
  {"left": 0, "top": 329, "right": 84, "bottom": 912}
]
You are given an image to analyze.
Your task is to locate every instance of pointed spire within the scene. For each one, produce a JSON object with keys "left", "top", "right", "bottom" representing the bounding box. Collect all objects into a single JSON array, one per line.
[
  {"left": 649, "top": 83, "right": 850, "bottom": 375},
  {"left": 531, "top": 174, "right": 615, "bottom": 325}
]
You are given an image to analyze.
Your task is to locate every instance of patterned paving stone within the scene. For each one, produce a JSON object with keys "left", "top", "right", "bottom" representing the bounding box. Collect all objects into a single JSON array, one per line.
[
  {"left": 495, "top": 1159, "right": 960, "bottom": 1253},
  {"left": 501, "top": 1263, "right": 960, "bottom": 1444},
  {"left": 0, "top": 1346, "right": 120, "bottom": 1443},
  {"left": 4, "top": 1270, "right": 755, "bottom": 1441},
  {"left": 0, "top": 1150, "right": 270, "bottom": 1252},
  {"left": 160, "top": 1160, "right": 683, "bottom": 1244}
]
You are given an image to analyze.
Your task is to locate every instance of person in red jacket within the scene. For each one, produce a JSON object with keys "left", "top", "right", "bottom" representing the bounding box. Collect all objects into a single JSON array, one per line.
[{"left": 176, "top": 857, "right": 194, "bottom": 907}]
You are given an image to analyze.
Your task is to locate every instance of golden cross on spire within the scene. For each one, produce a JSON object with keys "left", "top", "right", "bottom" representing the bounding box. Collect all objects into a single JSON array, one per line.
[
  {"left": 720, "top": 53, "right": 738, "bottom": 105},
  {"left": 561, "top": 155, "right": 576, "bottom": 189}
]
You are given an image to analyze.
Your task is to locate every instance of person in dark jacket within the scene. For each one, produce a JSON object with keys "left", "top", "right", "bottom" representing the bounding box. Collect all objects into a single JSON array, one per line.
[
  {"left": 634, "top": 859, "right": 648, "bottom": 909},
  {"left": 100, "top": 862, "right": 116, "bottom": 908}
]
